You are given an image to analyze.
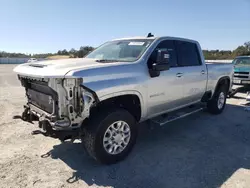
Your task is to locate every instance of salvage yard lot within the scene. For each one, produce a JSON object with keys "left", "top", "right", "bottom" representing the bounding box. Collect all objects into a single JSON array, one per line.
[{"left": 1, "top": 64, "right": 250, "bottom": 188}]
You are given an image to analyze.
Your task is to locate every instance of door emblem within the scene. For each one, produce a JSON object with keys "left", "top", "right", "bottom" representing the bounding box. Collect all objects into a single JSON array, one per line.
[{"left": 150, "top": 92, "right": 165, "bottom": 98}]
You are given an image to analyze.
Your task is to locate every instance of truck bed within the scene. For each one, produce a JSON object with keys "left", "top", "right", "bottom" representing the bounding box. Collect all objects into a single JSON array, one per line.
[
  {"left": 205, "top": 60, "right": 233, "bottom": 64},
  {"left": 206, "top": 62, "right": 234, "bottom": 94}
]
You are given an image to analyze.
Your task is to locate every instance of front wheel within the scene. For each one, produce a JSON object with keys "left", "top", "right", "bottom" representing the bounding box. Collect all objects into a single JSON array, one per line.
[
  {"left": 81, "top": 108, "right": 137, "bottom": 164},
  {"left": 207, "top": 86, "right": 227, "bottom": 114}
]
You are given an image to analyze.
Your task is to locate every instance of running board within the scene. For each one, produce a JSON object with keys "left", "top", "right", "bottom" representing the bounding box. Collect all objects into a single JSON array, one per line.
[{"left": 150, "top": 104, "right": 205, "bottom": 126}]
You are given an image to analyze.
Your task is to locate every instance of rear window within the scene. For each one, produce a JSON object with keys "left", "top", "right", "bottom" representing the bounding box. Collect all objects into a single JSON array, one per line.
[{"left": 175, "top": 41, "right": 201, "bottom": 66}]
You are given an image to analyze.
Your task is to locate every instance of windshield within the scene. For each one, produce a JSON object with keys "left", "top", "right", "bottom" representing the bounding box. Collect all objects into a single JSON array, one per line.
[
  {"left": 86, "top": 39, "right": 154, "bottom": 62},
  {"left": 233, "top": 57, "right": 250, "bottom": 66}
]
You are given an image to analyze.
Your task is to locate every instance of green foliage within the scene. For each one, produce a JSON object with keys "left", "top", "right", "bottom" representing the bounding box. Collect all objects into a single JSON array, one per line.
[
  {"left": 244, "top": 41, "right": 250, "bottom": 50},
  {"left": 69, "top": 48, "right": 78, "bottom": 58},
  {"left": 32, "top": 53, "right": 54, "bottom": 58},
  {"left": 78, "top": 46, "right": 95, "bottom": 58},
  {"left": 203, "top": 41, "right": 250, "bottom": 60}
]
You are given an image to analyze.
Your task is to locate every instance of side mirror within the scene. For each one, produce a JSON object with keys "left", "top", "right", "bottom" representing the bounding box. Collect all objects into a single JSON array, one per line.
[{"left": 152, "top": 49, "right": 170, "bottom": 71}]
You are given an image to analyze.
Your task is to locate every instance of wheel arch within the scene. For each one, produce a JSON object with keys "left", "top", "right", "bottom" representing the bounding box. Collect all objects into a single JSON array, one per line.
[
  {"left": 94, "top": 91, "right": 144, "bottom": 122},
  {"left": 213, "top": 76, "right": 231, "bottom": 97}
]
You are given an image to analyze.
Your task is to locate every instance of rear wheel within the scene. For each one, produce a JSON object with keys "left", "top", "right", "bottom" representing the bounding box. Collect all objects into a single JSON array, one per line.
[
  {"left": 81, "top": 108, "right": 137, "bottom": 164},
  {"left": 207, "top": 86, "right": 227, "bottom": 114}
]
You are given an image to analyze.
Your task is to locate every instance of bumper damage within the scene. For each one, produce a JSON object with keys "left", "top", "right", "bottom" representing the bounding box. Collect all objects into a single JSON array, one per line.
[
  {"left": 21, "top": 103, "right": 82, "bottom": 142},
  {"left": 18, "top": 76, "right": 98, "bottom": 141}
]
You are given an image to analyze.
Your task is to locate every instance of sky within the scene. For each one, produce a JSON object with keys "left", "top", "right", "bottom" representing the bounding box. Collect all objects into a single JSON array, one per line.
[{"left": 0, "top": 0, "right": 250, "bottom": 54}]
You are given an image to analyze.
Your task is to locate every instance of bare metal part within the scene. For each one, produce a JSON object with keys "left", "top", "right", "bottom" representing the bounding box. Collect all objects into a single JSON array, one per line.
[
  {"left": 20, "top": 76, "right": 96, "bottom": 129},
  {"left": 81, "top": 91, "right": 95, "bottom": 119}
]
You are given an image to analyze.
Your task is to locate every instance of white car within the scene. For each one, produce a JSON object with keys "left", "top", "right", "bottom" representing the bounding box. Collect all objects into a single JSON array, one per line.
[{"left": 27, "top": 58, "right": 38, "bottom": 63}]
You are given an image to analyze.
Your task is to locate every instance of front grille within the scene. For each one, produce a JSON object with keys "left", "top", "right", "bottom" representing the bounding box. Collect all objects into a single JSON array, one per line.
[
  {"left": 27, "top": 89, "right": 53, "bottom": 113},
  {"left": 234, "top": 71, "right": 249, "bottom": 79},
  {"left": 234, "top": 75, "right": 249, "bottom": 78},
  {"left": 19, "top": 77, "right": 58, "bottom": 115},
  {"left": 234, "top": 72, "right": 249, "bottom": 74}
]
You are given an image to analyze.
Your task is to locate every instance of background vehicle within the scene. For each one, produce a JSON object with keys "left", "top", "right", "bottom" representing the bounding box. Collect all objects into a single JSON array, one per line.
[
  {"left": 232, "top": 56, "right": 250, "bottom": 86},
  {"left": 13, "top": 35, "right": 234, "bottom": 164},
  {"left": 27, "top": 58, "right": 38, "bottom": 63}
]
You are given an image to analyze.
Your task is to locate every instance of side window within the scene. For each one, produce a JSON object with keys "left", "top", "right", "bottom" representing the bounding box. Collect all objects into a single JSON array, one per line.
[
  {"left": 149, "top": 40, "right": 178, "bottom": 68},
  {"left": 175, "top": 41, "right": 201, "bottom": 66}
]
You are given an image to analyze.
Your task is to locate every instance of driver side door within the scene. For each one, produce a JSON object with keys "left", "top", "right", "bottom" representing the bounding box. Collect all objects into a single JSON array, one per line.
[{"left": 146, "top": 40, "right": 185, "bottom": 118}]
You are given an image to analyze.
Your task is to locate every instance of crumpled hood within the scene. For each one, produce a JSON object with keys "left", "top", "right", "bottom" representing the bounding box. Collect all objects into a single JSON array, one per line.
[{"left": 13, "top": 58, "right": 122, "bottom": 78}]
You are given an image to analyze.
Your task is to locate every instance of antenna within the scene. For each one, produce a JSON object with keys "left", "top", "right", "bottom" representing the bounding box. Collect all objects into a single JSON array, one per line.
[{"left": 147, "top": 33, "right": 154, "bottom": 37}]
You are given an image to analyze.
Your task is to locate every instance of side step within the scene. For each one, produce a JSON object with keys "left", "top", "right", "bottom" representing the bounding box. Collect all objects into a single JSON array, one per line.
[{"left": 150, "top": 103, "right": 205, "bottom": 126}]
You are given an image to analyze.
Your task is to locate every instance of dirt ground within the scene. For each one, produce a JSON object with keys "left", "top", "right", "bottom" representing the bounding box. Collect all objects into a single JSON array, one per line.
[{"left": 1, "top": 64, "right": 250, "bottom": 188}]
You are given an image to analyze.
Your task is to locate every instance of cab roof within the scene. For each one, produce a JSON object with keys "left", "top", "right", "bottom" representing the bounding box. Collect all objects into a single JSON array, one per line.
[{"left": 111, "top": 36, "right": 199, "bottom": 44}]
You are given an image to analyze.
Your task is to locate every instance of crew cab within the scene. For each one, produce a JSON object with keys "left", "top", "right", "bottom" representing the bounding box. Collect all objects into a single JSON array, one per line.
[{"left": 13, "top": 35, "right": 233, "bottom": 164}]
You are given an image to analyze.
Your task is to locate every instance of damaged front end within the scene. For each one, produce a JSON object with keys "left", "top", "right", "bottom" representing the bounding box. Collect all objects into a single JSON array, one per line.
[{"left": 18, "top": 75, "right": 97, "bottom": 140}]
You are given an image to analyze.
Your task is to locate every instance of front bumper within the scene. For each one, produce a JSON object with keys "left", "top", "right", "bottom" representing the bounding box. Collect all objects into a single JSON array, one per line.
[
  {"left": 18, "top": 75, "right": 97, "bottom": 139},
  {"left": 22, "top": 104, "right": 81, "bottom": 141},
  {"left": 25, "top": 103, "right": 73, "bottom": 130},
  {"left": 233, "top": 78, "right": 250, "bottom": 85},
  {"left": 233, "top": 71, "right": 250, "bottom": 85}
]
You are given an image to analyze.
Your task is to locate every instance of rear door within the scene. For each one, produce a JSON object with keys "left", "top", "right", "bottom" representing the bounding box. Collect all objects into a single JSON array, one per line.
[{"left": 175, "top": 40, "right": 207, "bottom": 104}]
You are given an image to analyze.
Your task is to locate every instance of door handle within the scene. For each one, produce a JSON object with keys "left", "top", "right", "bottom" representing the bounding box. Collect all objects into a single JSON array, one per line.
[
  {"left": 201, "top": 70, "right": 205, "bottom": 74},
  {"left": 176, "top": 73, "right": 183, "bottom": 77}
]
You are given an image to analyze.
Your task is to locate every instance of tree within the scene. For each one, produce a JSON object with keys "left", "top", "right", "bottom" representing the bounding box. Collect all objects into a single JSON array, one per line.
[
  {"left": 1, "top": 41, "right": 248, "bottom": 60},
  {"left": 69, "top": 48, "right": 77, "bottom": 58},
  {"left": 233, "top": 46, "right": 249, "bottom": 56},
  {"left": 78, "top": 46, "right": 94, "bottom": 58},
  {"left": 69, "top": 48, "right": 76, "bottom": 54},
  {"left": 244, "top": 41, "right": 250, "bottom": 51},
  {"left": 61, "top": 49, "right": 69, "bottom": 55}
]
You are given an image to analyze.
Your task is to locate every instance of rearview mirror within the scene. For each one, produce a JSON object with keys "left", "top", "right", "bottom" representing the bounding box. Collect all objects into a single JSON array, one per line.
[{"left": 152, "top": 62, "right": 169, "bottom": 71}]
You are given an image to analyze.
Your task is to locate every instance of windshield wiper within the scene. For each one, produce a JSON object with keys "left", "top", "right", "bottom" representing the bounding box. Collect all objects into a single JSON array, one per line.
[{"left": 95, "top": 59, "right": 119, "bottom": 63}]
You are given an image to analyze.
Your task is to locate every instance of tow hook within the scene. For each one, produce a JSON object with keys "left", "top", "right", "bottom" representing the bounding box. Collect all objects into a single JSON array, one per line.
[
  {"left": 21, "top": 105, "right": 38, "bottom": 122},
  {"left": 21, "top": 105, "right": 34, "bottom": 122}
]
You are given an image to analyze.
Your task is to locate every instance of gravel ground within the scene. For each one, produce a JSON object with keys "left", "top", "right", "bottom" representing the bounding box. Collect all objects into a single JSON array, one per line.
[{"left": 1, "top": 64, "right": 250, "bottom": 188}]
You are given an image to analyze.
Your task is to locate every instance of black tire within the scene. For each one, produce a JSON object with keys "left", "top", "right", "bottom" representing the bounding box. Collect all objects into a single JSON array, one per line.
[
  {"left": 207, "top": 86, "right": 227, "bottom": 114},
  {"left": 81, "top": 108, "right": 137, "bottom": 164}
]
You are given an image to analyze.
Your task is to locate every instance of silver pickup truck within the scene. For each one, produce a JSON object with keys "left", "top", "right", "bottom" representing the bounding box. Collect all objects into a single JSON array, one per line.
[{"left": 13, "top": 35, "right": 233, "bottom": 164}]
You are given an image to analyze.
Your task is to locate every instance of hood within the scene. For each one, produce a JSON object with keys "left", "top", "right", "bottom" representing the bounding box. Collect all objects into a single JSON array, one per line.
[
  {"left": 234, "top": 65, "right": 250, "bottom": 72},
  {"left": 13, "top": 58, "right": 123, "bottom": 78}
]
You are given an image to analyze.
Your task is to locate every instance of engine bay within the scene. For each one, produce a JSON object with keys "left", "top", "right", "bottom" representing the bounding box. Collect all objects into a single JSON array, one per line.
[{"left": 19, "top": 76, "right": 95, "bottom": 130}]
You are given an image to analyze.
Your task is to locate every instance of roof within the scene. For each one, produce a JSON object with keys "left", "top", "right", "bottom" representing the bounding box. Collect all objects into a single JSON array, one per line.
[
  {"left": 112, "top": 36, "right": 157, "bottom": 41},
  {"left": 111, "top": 36, "right": 198, "bottom": 43}
]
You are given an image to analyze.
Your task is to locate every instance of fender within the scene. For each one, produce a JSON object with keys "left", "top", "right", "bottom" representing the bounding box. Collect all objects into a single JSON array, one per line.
[
  {"left": 98, "top": 90, "right": 146, "bottom": 120},
  {"left": 80, "top": 85, "right": 100, "bottom": 103},
  {"left": 213, "top": 76, "right": 231, "bottom": 97}
]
